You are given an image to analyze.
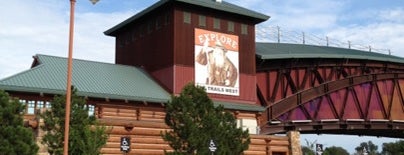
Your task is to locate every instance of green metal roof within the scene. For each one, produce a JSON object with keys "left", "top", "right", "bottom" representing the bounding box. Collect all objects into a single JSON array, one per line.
[
  {"left": 256, "top": 43, "right": 404, "bottom": 63},
  {"left": 104, "top": 0, "right": 269, "bottom": 36},
  {"left": 0, "top": 54, "right": 265, "bottom": 112},
  {"left": 0, "top": 54, "right": 171, "bottom": 103},
  {"left": 214, "top": 101, "right": 265, "bottom": 112}
]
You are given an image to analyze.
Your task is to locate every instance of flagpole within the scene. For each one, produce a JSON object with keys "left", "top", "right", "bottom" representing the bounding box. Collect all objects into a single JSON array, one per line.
[
  {"left": 63, "top": 0, "right": 99, "bottom": 154},
  {"left": 63, "top": 0, "right": 76, "bottom": 154}
]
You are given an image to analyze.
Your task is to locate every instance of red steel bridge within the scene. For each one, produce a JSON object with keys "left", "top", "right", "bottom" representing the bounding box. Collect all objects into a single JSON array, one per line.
[{"left": 256, "top": 43, "right": 404, "bottom": 138}]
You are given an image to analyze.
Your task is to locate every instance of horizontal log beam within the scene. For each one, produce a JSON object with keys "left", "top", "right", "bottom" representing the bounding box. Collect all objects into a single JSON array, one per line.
[
  {"left": 244, "top": 150, "right": 267, "bottom": 155},
  {"left": 99, "top": 119, "right": 169, "bottom": 129},
  {"left": 108, "top": 126, "right": 169, "bottom": 136}
]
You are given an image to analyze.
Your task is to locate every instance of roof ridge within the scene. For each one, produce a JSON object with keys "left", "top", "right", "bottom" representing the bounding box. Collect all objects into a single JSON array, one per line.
[
  {"left": 35, "top": 54, "right": 141, "bottom": 69},
  {"left": 0, "top": 62, "right": 45, "bottom": 82}
]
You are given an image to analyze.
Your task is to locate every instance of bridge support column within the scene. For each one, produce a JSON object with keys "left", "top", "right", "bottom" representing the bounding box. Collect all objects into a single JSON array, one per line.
[{"left": 287, "top": 131, "right": 302, "bottom": 155}]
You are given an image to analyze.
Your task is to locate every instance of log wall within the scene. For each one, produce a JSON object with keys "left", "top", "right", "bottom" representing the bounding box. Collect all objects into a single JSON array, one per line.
[
  {"left": 96, "top": 104, "right": 170, "bottom": 155},
  {"left": 21, "top": 101, "right": 290, "bottom": 155},
  {"left": 94, "top": 104, "right": 290, "bottom": 155}
]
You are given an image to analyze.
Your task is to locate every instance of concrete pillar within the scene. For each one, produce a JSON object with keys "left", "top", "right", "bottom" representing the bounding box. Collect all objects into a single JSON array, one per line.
[{"left": 287, "top": 131, "right": 302, "bottom": 155}]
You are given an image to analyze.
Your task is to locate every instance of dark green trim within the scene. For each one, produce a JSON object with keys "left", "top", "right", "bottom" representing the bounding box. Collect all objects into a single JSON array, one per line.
[
  {"left": 104, "top": 0, "right": 269, "bottom": 36},
  {"left": 214, "top": 101, "right": 265, "bottom": 112},
  {"left": 256, "top": 43, "right": 404, "bottom": 63}
]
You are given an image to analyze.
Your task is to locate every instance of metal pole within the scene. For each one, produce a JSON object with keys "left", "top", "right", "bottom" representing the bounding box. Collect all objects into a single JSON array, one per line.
[
  {"left": 277, "top": 26, "right": 280, "bottom": 43},
  {"left": 63, "top": 0, "right": 75, "bottom": 154}
]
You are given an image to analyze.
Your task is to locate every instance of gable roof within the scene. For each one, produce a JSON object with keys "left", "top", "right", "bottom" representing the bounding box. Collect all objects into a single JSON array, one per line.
[
  {"left": 0, "top": 54, "right": 171, "bottom": 103},
  {"left": 104, "top": 0, "right": 269, "bottom": 36},
  {"left": 256, "top": 43, "right": 404, "bottom": 63}
]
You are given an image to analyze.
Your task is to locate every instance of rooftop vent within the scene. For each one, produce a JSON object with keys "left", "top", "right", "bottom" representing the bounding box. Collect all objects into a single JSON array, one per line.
[{"left": 214, "top": 0, "right": 222, "bottom": 3}]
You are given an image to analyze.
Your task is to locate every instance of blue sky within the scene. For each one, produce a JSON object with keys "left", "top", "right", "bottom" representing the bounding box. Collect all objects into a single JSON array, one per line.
[{"left": 1, "top": 0, "right": 403, "bottom": 153}]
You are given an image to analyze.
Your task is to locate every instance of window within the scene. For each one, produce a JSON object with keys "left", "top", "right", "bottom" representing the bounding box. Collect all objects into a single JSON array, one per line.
[
  {"left": 45, "top": 101, "right": 52, "bottom": 109},
  {"left": 147, "top": 21, "right": 153, "bottom": 34},
  {"left": 164, "top": 14, "right": 170, "bottom": 25},
  {"left": 237, "top": 119, "right": 258, "bottom": 134},
  {"left": 213, "top": 18, "right": 221, "bottom": 29},
  {"left": 19, "top": 99, "right": 26, "bottom": 105},
  {"left": 198, "top": 15, "right": 206, "bottom": 27},
  {"left": 27, "top": 100, "right": 35, "bottom": 114},
  {"left": 88, "top": 105, "right": 95, "bottom": 116},
  {"left": 118, "top": 37, "right": 124, "bottom": 47},
  {"left": 125, "top": 34, "right": 130, "bottom": 44},
  {"left": 156, "top": 17, "right": 161, "bottom": 30},
  {"left": 19, "top": 100, "right": 26, "bottom": 113},
  {"left": 183, "top": 11, "right": 191, "bottom": 24},
  {"left": 139, "top": 25, "right": 144, "bottom": 37},
  {"left": 37, "top": 101, "right": 44, "bottom": 109},
  {"left": 228, "top": 21, "right": 234, "bottom": 32},
  {"left": 131, "top": 30, "right": 137, "bottom": 41},
  {"left": 241, "top": 24, "right": 248, "bottom": 35}
]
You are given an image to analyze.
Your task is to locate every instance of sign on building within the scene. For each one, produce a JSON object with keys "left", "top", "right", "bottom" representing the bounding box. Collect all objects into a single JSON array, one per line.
[
  {"left": 120, "top": 136, "right": 131, "bottom": 153},
  {"left": 316, "top": 144, "right": 323, "bottom": 155},
  {"left": 209, "top": 139, "right": 217, "bottom": 153},
  {"left": 195, "top": 28, "right": 240, "bottom": 96}
]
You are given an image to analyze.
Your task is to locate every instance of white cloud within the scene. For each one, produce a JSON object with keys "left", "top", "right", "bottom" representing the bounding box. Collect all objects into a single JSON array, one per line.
[
  {"left": 0, "top": 1, "right": 65, "bottom": 78},
  {"left": 251, "top": 0, "right": 404, "bottom": 57},
  {"left": 0, "top": 0, "right": 135, "bottom": 78},
  {"left": 379, "top": 8, "right": 404, "bottom": 23},
  {"left": 72, "top": 11, "right": 134, "bottom": 63},
  {"left": 326, "top": 8, "right": 404, "bottom": 56},
  {"left": 255, "top": 0, "right": 345, "bottom": 32}
]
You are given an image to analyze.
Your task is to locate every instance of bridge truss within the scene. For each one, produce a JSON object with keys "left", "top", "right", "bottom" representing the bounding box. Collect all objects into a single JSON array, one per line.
[{"left": 257, "top": 57, "right": 404, "bottom": 138}]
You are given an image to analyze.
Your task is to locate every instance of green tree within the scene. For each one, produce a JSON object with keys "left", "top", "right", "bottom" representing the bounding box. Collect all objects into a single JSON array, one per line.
[
  {"left": 41, "top": 88, "right": 108, "bottom": 155},
  {"left": 302, "top": 139, "right": 317, "bottom": 155},
  {"left": 0, "top": 90, "right": 39, "bottom": 155},
  {"left": 354, "top": 141, "right": 379, "bottom": 155},
  {"left": 162, "top": 83, "right": 250, "bottom": 154},
  {"left": 323, "top": 146, "right": 349, "bottom": 155},
  {"left": 381, "top": 140, "right": 404, "bottom": 155},
  {"left": 302, "top": 146, "right": 315, "bottom": 155}
]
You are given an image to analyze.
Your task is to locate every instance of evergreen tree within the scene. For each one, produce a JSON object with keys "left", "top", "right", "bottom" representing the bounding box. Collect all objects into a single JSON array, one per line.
[
  {"left": 41, "top": 88, "right": 108, "bottom": 155},
  {"left": 354, "top": 141, "right": 379, "bottom": 155},
  {"left": 302, "top": 139, "right": 317, "bottom": 155},
  {"left": 0, "top": 90, "right": 39, "bottom": 155},
  {"left": 162, "top": 83, "right": 250, "bottom": 154},
  {"left": 323, "top": 146, "right": 349, "bottom": 155},
  {"left": 381, "top": 140, "right": 404, "bottom": 155},
  {"left": 302, "top": 146, "right": 315, "bottom": 155}
]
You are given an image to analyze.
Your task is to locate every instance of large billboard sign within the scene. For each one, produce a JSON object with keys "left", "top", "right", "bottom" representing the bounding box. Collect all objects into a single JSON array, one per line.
[{"left": 194, "top": 28, "right": 239, "bottom": 96}]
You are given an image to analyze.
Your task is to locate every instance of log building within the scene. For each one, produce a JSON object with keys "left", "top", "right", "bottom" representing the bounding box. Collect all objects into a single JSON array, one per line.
[
  {"left": 4, "top": 0, "right": 403, "bottom": 154},
  {"left": 0, "top": 0, "right": 292, "bottom": 155}
]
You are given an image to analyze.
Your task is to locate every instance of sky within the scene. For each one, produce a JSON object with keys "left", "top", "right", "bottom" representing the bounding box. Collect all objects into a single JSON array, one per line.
[{"left": 1, "top": 0, "right": 403, "bottom": 153}]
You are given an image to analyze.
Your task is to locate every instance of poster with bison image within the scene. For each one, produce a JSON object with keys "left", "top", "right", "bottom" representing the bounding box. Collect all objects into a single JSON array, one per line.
[{"left": 194, "top": 28, "right": 239, "bottom": 96}]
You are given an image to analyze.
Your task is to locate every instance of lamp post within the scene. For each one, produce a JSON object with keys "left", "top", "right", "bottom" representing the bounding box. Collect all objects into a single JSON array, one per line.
[{"left": 63, "top": 0, "right": 98, "bottom": 155}]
